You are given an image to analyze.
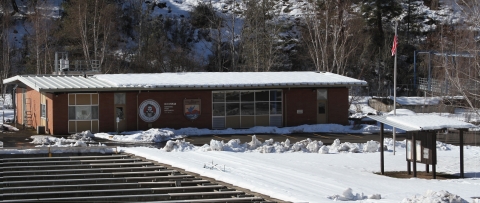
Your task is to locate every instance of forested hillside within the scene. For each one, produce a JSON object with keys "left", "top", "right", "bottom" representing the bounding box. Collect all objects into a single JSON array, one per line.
[{"left": 1, "top": 0, "right": 479, "bottom": 96}]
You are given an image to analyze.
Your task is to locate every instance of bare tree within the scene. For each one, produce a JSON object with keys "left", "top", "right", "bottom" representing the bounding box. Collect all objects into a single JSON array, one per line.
[
  {"left": 438, "top": 0, "right": 480, "bottom": 117},
  {"left": 1, "top": 0, "right": 13, "bottom": 98},
  {"left": 239, "top": 0, "right": 282, "bottom": 72},
  {"left": 64, "top": 0, "right": 117, "bottom": 72},
  {"left": 302, "top": 0, "right": 359, "bottom": 75}
]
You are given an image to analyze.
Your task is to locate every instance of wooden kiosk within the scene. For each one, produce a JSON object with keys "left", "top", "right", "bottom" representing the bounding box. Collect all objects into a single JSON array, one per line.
[{"left": 367, "top": 114, "right": 475, "bottom": 179}]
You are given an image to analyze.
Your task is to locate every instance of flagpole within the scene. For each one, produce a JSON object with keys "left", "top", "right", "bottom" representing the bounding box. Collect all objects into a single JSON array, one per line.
[{"left": 393, "top": 21, "right": 398, "bottom": 155}]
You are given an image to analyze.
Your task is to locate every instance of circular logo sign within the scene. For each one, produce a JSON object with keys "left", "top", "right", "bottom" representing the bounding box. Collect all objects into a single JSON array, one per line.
[{"left": 139, "top": 99, "right": 161, "bottom": 122}]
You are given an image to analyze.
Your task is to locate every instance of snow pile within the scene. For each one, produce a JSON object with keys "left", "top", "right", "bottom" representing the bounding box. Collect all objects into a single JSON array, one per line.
[
  {"left": 163, "top": 136, "right": 382, "bottom": 154},
  {"left": 157, "top": 136, "right": 458, "bottom": 155},
  {"left": 68, "top": 130, "right": 95, "bottom": 143},
  {"left": 349, "top": 96, "right": 377, "bottom": 117},
  {"left": 94, "top": 128, "right": 184, "bottom": 143},
  {"left": 401, "top": 190, "right": 466, "bottom": 203},
  {"left": 437, "top": 141, "right": 452, "bottom": 151},
  {"left": 327, "top": 188, "right": 380, "bottom": 201},
  {"left": 363, "top": 140, "right": 379, "bottom": 153},
  {"left": 384, "top": 138, "right": 406, "bottom": 151},
  {"left": 330, "top": 139, "right": 361, "bottom": 153},
  {"left": 92, "top": 124, "right": 390, "bottom": 143},
  {"left": 1, "top": 124, "right": 19, "bottom": 131},
  {"left": 31, "top": 135, "right": 70, "bottom": 145},
  {"left": 163, "top": 139, "right": 196, "bottom": 152}
]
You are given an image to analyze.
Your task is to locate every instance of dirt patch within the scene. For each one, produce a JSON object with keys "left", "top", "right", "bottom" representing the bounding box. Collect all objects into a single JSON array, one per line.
[
  {"left": 0, "top": 123, "right": 38, "bottom": 148},
  {"left": 376, "top": 171, "right": 461, "bottom": 180}
]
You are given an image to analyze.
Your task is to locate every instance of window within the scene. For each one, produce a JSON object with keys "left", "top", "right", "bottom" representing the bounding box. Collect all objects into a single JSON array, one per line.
[
  {"left": 68, "top": 93, "right": 99, "bottom": 133},
  {"left": 114, "top": 93, "right": 126, "bottom": 104},
  {"left": 318, "top": 103, "right": 326, "bottom": 114},
  {"left": 40, "top": 104, "right": 46, "bottom": 118},
  {"left": 68, "top": 106, "right": 99, "bottom": 120},
  {"left": 212, "top": 90, "right": 283, "bottom": 128}
]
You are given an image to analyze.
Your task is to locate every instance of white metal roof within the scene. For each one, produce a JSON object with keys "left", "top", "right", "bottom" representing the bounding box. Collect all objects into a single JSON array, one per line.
[
  {"left": 94, "top": 72, "right": 367, "bottom": 88},
  {"left": 3, "top": 72, "right": 367, "bottom": 92},
  {"left": 367, "top": 115, "right": 476, "bottom": 131},
  {"left": 3, "top": 75, "right": 117, "bottom": 92}
]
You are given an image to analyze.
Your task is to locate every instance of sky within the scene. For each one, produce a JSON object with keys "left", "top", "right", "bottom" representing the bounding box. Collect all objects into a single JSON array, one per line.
[{"left": 2, "top": 96, "right": 480, "bottom": 202}]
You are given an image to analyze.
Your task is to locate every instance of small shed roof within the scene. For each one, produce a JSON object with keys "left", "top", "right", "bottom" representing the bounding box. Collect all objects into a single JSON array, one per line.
[
  {"left": 3, "top": 72, "right": 367, "bottom": 92},
  {"left": 367, "top": 115, "right": 476, "bottom": 131}
]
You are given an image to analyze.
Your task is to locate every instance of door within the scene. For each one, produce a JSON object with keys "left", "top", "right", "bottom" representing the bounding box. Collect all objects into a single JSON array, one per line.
[
  {"left": 317, "top": 89, "right": 328, "bottom": 124},
  {"left": 114, "top": 93, "right": 126, "bottom": 133}
]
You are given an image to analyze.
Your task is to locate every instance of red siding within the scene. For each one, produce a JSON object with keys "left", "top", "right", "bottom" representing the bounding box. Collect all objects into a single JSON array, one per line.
[
  {"left": 284, "top": 88, "right": 317, "bottom": 126},
  {"left": 95, "top": 90, "right": 212, "bottom": 132},
  {"left": 99, "top": 93, "right": 115, "bottom": 132},
  {"left": 327, "top": 87, "right": 349, "bottom": 125},
  {"left": 51, "top": 93, "right": 69, "bottom": 134},
  {"left": 45, "top": 93, "right": 55, "bottom": 134},
  {"left": 15, "top": 88, "right": 23, "bottom": 125},
  {"left": 135, "top": 90, "right": 212, "bottom": 130},
  {"left": 18, "top": 87, "right": 350, "bottom": 135}
]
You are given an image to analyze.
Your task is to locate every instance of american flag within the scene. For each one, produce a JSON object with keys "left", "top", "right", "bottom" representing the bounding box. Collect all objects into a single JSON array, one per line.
[{"left": 391, "top": 35, "right": 398, "bottom": 56}]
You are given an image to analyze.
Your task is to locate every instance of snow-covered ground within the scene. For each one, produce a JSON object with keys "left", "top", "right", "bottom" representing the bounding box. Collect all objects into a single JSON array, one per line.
[
  {"left": 2, "top": 96, "right": 480, "bottom": 202},
  {"left": 121, "top": 138, "right": 480, "bottom": 203}
]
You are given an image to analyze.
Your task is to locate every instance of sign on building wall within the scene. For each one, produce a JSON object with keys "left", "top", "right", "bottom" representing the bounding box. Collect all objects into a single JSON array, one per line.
[
  {"left": 184, "top": 99, "right": 201, "bottom": 120},
  {"left": 139, "top": 99, "right": 161, "bottom": 122}
]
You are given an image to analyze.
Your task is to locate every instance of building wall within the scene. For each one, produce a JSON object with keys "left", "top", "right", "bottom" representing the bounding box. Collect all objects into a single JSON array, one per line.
[
  {"left": 328, "top": 87, "right": 349, "bottom": 125},
  {"left": 15, "top": 88, "right": 23, "bottom": 125},
  {"left": 51, "top": 93, "right": 69, "bottom": 134},
  {"left": 28, "top": 87, "right": 351, "bottom": 135},
  {"left": 284, "top": 88, "right": 317, "bottom": 126},
  {"left": 134, "top": 90, "right": 212, "bottom": 130},
  {"left": 45, "top": 93, "right": 55, "bottom": 134},
  {"left": 95, "top": 91, "right": 212, "bottom": 132},
  {"left": 99, "top": 93, "right": 114, "bottom": 133},
  {"left": 15, "top": 87, "right": 42, "bottom": 129}
]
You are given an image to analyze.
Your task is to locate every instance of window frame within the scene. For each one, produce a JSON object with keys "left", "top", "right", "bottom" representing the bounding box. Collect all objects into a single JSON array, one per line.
[{"left": 212, "top": 89, "right": 283, "bottom": 128}]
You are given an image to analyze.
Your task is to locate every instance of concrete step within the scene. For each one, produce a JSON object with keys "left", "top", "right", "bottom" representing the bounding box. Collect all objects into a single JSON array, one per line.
[
  {"left": 2, "top": 185, "right": 227, "bottom": 200},
  {"left": 2, "top": 190, "right": 246, "bottom": 202},
  {"left": 4, "top": 170, "right": 179, "bottom": 181},
  {"left": 3, "top": 180, "right": 210, "bottom": 193},
  {"left": 1, "top": 161, "right": 155, "bottom": 171},
  {"left": 3, "top": 175, "right": 196, "bottom": 187},
  {"left": 2, "top": 154, "right": 129, "bottom": 162},
  {"left": 1, "top": 158, "right": 143, "bottom": 166},
  {"left": 2, "top": 166, "right": 166, "bottom": 175}
]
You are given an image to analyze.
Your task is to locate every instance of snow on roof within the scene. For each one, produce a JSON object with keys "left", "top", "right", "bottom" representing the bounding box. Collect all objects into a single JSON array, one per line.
[
  {"left": 389, "top": 96, "right": 442, "bottom": 105},
  {"left": 3, "top": 75, "right": 116, "bottom": 92},
  {"left": 3, "top": 72, "right": 367, "bottom": 92},
  {"left": 94, "top": 72, "right": 367, "bottom": 88},
  {"left": 367, "top": 115, "right": 476, "bottom": 131}
]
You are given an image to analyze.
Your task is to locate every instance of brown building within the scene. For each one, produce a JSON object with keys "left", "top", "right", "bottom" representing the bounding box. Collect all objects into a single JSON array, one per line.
[{"left": 3, "top": 72, "right": 366, "bottom": 135}]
